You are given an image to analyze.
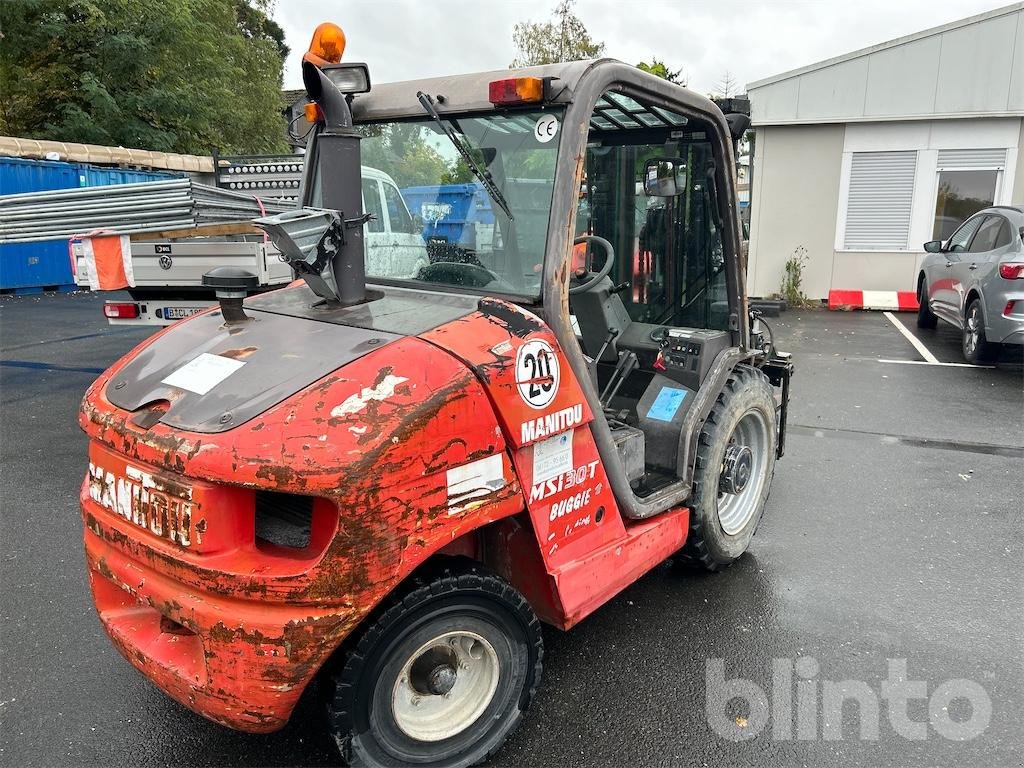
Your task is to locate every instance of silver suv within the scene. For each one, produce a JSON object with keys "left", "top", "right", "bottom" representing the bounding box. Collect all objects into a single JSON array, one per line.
[{"left": 918, "top": 205, "right": 1024, "bottom": 363}]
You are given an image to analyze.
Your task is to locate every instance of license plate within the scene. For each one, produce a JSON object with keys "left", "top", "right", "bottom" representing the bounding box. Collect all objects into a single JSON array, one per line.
[{"left": 162, "top": 306, "right": 205, "bottom": 320}]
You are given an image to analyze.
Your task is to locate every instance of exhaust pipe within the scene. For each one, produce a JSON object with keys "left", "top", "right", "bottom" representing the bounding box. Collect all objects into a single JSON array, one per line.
[{"left": 301, "top": 61, "right": 366, "bottom": 306}]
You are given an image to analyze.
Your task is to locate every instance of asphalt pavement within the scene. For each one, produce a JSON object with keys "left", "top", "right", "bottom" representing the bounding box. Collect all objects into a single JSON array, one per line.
[{"left": 1, "top": 292, "right": 1021, "bottom": 767}]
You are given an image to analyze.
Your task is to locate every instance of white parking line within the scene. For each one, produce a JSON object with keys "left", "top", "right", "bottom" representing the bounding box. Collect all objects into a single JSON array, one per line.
[
  {"left": 877, "top": 358, "right": 994, "bottom": 369},
  {"left": 882, "top": 311, "right": 940, "bottom": 364}
]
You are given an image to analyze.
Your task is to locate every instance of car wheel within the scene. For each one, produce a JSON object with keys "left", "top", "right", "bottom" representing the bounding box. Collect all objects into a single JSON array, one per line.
[
  {"left": 916, "top": 279, "right": 938, "bottom": 329},
  {"left": 326, "top": 565, "right": 543, "bottom": 768},
  {"left": 679, "top": 365, "right": 778, "bottom": 572},
  {"left": 962, "top": 298, "right": 996, "bottom": 364}
]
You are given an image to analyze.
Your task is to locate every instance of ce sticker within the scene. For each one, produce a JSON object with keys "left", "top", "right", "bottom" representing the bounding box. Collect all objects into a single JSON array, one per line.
[{"left": 534, "top": 114, "right": 559, "bottom": 143}]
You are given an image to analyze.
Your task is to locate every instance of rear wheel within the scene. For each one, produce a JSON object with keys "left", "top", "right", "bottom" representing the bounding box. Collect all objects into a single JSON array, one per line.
[
  {"left": 681, "top": 365, "right": 777, "bottom": 571},
  {"left": 963, "top": 298, "right": 996, "bottom": 364},
  {"left": 327, "top": 566, "right": 543, "bottom": 768},
  {"left": 916, "top": 278, "right": 938, "bottom": 329}
]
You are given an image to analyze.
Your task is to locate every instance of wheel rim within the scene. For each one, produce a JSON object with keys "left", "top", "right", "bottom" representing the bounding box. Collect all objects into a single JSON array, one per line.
[
  {"left": 391, "top": 631, "right": 500, "bottom": 742},
  {"left": 965, "top": 306, "right": 980, "bottom": 354},
  {"left": 716, "top": 409, "right": 771, "bottom": 535}
]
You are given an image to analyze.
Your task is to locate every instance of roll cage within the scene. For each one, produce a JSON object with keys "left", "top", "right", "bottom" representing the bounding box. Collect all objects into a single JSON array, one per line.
[{"left": 304, "top": 59, "right": 752, "bottom": 519}]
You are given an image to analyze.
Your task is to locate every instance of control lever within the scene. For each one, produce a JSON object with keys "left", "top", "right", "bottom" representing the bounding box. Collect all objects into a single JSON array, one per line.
[
  {"left": 589, "top": 327, "right": 619, "bottom": 381},
  {"left": 600, "top": 350, "right": 639, "bottom": 408},
  {"left": 609, "top": 280, "right": 630, "bottom": 295}
]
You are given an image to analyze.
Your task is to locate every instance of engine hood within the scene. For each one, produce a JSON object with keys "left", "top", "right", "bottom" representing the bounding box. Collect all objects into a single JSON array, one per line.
[
  {"left": 104, "top": 284, "right": 484, "bottom": 434},
  {"left": 106, "top": 308, "right": 402, "bottom": 433}
]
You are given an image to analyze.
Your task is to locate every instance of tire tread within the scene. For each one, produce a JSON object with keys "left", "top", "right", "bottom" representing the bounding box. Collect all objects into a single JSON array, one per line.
[{"left": 328, "top": 563, "right": 543, "bottom": 768}]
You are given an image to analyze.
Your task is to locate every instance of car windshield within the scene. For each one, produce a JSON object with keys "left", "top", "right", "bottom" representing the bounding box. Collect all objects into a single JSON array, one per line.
[{"left": 307, "top": 109, "right": 564, "bottom": 299}]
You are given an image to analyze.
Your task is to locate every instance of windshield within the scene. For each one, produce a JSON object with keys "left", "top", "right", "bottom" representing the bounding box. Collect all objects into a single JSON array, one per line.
[{"left": 307, "top": 109, "right": 564, "bottom": 298}]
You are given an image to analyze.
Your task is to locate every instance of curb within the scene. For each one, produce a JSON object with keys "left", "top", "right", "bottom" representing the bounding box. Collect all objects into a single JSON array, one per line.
[{"left": 828, "top": 290, "right": 919, "bottom": 312}]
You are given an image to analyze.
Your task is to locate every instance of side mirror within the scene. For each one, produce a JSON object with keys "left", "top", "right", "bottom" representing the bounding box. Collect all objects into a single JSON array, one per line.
[
  {"left": 923, "top": 240, "right": 944, "bottom": 253},
  {"left": 643, "top": 158, "right": 686, "bottom": 197},
  {"left": 725, "top": 113, "right": 751, "bottom": 141}
]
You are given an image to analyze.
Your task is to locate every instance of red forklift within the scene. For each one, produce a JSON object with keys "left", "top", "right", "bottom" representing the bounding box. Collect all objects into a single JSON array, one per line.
[{"left": 79, "top": 21, "right": 792, "bottom": 768}]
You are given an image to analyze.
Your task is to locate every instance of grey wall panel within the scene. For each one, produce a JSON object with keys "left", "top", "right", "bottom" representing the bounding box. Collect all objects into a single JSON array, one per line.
[
  {"left": 747, "top": 125, "right": 846, "bottom": 299},
  {"left": 795, "top": 58, "right": 869, "bottom": 120},
  {"left": 749, "top": 5, "right": 1023, "bottom": 124},
  {"left": 1009, "top": 10, "right": 1024, "bottom": 111},
  {"left": 863, "top": 36, "right": 942, "bottom": 117},
  {"left": 934, "top": 16, "right": 1017, "bottom": 114},
  {"left": 751, "top": 78, "right": 800, "bottom": 124}
]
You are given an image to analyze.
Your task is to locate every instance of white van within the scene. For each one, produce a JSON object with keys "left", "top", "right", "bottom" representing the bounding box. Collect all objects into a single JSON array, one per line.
[
  {"left": 85, "top": 166, "right": 427, "bottom": 325},
  {"left": 360, "top": 166, "right": 428, "bottom": 279}
]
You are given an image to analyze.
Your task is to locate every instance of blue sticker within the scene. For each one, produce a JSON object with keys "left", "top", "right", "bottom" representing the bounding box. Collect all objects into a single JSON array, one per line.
[{"left": 646, "top": 387, "right": 688, "bottom": 422}]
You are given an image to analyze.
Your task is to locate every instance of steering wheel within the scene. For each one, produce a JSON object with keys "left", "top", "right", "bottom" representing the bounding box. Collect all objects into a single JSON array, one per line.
[{"left": 568, "top": 235, "right": 615, "bottom": 295}]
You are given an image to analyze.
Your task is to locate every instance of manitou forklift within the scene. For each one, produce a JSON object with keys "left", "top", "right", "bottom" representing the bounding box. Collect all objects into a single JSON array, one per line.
[{"left": 79, "top": 21, "right": 792, "bottom": 768}]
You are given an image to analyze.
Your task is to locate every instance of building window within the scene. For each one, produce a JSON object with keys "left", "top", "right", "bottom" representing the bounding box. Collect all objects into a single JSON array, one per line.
[
  {"left": 842, "top": 151, "right": 917, "bottom": 250},
  {"left": 932, "top": 149, "right": 1006, "bottom": 241}
]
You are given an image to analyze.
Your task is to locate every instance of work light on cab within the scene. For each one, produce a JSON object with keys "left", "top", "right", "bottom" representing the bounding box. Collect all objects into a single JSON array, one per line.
[
  {"left": 488, "top": 76, "right": 545, "bottom": 106},
  {"left": 322, "top": 63, "right": 371, "bottom": 94}
]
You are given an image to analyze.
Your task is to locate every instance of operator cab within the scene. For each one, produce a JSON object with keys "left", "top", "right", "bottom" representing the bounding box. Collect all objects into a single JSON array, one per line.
[
  {"left": 568, "top": 96, "right": 734, "bottom": 495},
  {"left": 294, "top": 62, "right": 756, "bottom": 514}
]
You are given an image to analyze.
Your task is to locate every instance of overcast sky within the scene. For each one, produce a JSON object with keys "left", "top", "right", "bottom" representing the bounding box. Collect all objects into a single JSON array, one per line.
[{"left": 273, "top": 0, "right": 1010, "bottom": 94}]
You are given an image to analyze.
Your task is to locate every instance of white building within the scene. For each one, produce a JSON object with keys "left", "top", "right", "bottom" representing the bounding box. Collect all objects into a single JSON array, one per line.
[{"left": 745, "top": 3, "right": 1024, "bottom": 300}]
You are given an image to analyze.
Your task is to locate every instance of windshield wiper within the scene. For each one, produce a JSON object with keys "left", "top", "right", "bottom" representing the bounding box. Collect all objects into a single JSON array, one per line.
[{"left": 416, "top": 91, "right": 515, "bottom": 223}]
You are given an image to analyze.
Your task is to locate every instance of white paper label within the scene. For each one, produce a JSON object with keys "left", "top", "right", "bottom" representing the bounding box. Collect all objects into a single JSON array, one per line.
[
  {"left": 532, "top": 430, "right": 573, "bottom": 483},
  {"left": 446, "top": 454, "right": 506, "bottom": 514},
  {"left": 534, "top": 114, "right": 559, "bottom": 143},
  {"left": 160, "top": 353, "right": 245, "bottom": 396}
]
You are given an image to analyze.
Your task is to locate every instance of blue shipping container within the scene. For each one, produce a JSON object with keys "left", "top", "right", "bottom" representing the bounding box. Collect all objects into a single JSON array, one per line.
[
  {"left": 400, "top": 183, "right": 495, "bottom": 247},
  {"left": 0, "top": 157, "right": 180, "bottom": 291}
]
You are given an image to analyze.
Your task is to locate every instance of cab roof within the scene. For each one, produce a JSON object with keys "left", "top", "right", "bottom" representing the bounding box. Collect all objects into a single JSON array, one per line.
[{"left": 349, "top": 58, "right": 717, "bottom": 123}]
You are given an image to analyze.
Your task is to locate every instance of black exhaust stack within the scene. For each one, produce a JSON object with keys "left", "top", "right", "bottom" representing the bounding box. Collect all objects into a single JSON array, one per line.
[{"left": 301, "top": 61, "right": 366, "bottom": 306}]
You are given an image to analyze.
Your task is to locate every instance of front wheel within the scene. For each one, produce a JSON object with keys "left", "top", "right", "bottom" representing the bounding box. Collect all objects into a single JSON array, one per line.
[
  {"left": 916, "top": 279, "right": 938, "bottom": 329},
  {"left": 327, "top": 566, "right": 543, "bottom": 768},
  {"left": 963, "top": 298, "right": 997, "bottom": 364},
  {"left": 682, "top": 365, "right": 778, "bottom": 571}
]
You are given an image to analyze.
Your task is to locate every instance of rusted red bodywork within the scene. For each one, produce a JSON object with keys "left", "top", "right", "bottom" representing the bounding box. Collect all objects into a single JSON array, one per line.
[{"left": 80, "top": 295, "right": 689, "bottom": 733}]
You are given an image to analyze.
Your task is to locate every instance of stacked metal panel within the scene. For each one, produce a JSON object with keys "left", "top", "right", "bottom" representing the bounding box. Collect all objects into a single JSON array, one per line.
[
  {"left": 215, "top": 155, "right": 304, "bottom": 204},
  {"left": 0, "top": 179, "right": 295, "bottom": 243}
]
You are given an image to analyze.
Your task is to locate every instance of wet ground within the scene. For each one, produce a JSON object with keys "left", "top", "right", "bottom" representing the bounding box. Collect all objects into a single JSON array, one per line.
[{"left": 1, "top": 292, "right": 1022, "bottom": 767}]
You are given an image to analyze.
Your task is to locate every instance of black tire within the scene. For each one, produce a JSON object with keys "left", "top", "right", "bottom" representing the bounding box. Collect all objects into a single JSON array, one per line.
[
  {"left": 327, "top": 565, "right": 543, "bottom": 768},
  {"left": 916, "top": 278, "right": 938, "bottom": 329},
  {"left": 682, "top": 365, "right": 778, "bottom": 572},
  {"left": 962, "top": 298, "right": 997, "bottom": 364}
]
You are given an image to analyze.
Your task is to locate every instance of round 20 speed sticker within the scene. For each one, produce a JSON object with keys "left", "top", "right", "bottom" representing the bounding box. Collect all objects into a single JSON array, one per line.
[{"left": 515, "top": 339, "right": 559, "bottom": 409}]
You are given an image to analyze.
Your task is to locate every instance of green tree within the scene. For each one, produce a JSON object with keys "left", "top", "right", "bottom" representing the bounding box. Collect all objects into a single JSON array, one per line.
[
  {"left": 636, "top": 59, "right": 686, "bottom": 85},
  {"left": 0, "top": 0, "right": 288, "bottom": 154},
  {"left": 358, "top": 124, "right": 454, "bottom": 188},
  {"left": 510, "top": 0, "right": 604, "bottom": 67}
]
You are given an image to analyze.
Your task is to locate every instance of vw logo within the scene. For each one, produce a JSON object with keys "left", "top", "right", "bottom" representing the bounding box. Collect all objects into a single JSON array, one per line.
[{"left": 158, "top": 255, "right": 173, "bottom": 270}]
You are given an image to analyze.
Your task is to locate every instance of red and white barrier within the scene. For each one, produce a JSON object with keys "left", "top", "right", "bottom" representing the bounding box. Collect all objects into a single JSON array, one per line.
[{"left": 828, "top": 290, "right": 919, "bottom": 312}]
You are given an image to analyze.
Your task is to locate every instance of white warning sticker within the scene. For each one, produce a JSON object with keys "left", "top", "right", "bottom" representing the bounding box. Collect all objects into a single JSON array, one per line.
[
  {"left": 532, "top": 430, "right": 573, "bottom": 484},
  {"left": 446, "top": 454, "right": 506, "bottom": 514},
  {"left": 160, "top": 353, "right": 245, "bottom": 396}
]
